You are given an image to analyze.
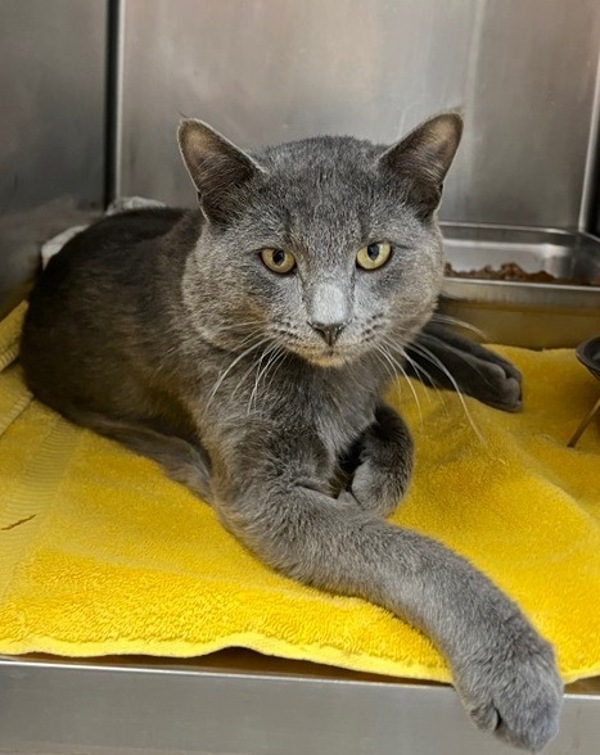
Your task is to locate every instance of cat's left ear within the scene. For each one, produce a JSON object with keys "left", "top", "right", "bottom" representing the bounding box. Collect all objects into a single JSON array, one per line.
[
  {"left": 178, "top": 119, "right": 265, "bottom": 224},
  {"left": 378, "top": 113, "right": 463, "bottom": 216}
]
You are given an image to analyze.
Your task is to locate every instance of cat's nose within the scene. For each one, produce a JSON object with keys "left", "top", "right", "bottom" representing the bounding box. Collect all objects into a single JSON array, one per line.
[
  {"left": 309, "top": 321, "right": 346, "bottom": 346},
  {"left": 307, "top": 281, "right": 350, "bottom": 346}
]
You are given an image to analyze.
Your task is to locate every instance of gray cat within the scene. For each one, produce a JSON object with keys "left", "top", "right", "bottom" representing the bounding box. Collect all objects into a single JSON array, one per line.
[{"left": 20, "top": 113, "right": 562, "bottom": 750}]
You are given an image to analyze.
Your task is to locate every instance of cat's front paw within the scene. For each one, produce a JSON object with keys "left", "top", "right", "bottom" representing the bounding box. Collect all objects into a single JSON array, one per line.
[
  {"left": 454, "top": 621, "right": 563, "bottom": 751},
  {"left": 350, "top": 458, "right": 407, "bottom": 517}
]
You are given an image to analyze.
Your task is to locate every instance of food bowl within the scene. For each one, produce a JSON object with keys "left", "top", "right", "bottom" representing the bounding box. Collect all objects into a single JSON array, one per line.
[
  {"left": 577, "top": 337, "right": 600, "bottom": 381},
  {"left": 440, "top": 223, "right": 600, "bottom": 349}
]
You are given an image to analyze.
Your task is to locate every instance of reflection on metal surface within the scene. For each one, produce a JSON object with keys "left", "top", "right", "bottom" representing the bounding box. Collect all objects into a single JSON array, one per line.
[
  {"left": 0, "top": 652, "right": 598, "bottom": 754},
  {"left": 0, "top": 0, "right": 107, "bottom": 316},
  {"left": 441, "top": 224, "right": 600, "bottom": 348},
  {"left": 116, "top": 0, "right": 600, "bottom": 230}
]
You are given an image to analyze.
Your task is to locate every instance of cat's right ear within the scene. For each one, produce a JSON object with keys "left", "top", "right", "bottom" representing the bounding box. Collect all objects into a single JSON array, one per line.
[{"left": 178, "top": 119, "right": 264, "bottom": 224}]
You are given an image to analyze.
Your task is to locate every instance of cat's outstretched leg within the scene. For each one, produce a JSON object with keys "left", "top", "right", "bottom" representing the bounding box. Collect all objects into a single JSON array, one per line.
[
  {"left": 406, "top": 322, "right": 522, "bottom": 412},
  {"left": 338, "top": 405, "right": 413, "bottom": 517},
  {"left": 60, "top": 408, "right": 213, "bottom": 502},
  {"left": 210, "top": 427, "right": 562, "bottom": 752}
]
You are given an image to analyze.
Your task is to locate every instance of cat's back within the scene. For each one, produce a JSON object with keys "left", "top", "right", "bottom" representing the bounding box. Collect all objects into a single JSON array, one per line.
[
  {"left": 20, "top": 207, "right": 197, "bottom": 419},
  {"left": 35, "top": 206, "right": 187, "bottom": 283}
]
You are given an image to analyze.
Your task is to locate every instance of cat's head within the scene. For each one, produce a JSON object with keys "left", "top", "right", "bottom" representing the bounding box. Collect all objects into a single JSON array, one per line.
[{"left": 178, "top": 113, "right": 462, "bottom": 367}]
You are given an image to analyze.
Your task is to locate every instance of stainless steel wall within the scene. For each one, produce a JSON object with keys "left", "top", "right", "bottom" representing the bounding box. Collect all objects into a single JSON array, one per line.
[
  {"left": 115, "top": 0, "right": 600, "bottom": 230},
  {"left": 0, "top": 0, "right": 108, "bottom": 316}
]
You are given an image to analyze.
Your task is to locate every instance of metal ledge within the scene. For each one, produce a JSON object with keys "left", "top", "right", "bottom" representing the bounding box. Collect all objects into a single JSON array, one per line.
[{"left": 1, "top": 651, "right": 598, "bottom": 754}]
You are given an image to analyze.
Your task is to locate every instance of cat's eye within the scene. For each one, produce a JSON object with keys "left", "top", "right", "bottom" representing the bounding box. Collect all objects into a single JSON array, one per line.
[
  {"left": 356, "top": 242, "right": 392, "bottom": 271},
  {"left": 260, "top": 248, "right": 296, "bottom": 274}
]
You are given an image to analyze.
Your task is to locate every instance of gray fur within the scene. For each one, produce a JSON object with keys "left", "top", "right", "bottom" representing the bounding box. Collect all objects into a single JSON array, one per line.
[{"left": 21, "top": 114, "right": 561, "bottom": 750}]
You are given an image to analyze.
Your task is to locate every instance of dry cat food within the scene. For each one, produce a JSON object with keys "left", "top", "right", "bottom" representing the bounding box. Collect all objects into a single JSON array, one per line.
[{"left": 444, "top": 261, "right": 600, "bottom": 286}]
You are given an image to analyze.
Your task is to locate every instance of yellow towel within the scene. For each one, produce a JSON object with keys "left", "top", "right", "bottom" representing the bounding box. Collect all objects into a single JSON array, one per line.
[{"left": 1, "top": 301, "right": 600, "bottom": 684}]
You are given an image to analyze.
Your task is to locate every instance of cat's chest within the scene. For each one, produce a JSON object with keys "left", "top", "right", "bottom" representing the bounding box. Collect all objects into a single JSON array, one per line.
[
  {"left": 316, "top": 406, "right": 372, "bottom": 457},
  {"left": 202, "top": 354, "right": 380, "bottom": 459},
  {"left": 291, "top": 371, "right": 378, "bottom": 455}
]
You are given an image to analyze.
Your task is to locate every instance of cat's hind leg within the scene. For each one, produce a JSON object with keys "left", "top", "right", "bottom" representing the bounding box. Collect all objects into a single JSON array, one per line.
[
  {"left": 61, "top": 408, "right": 213, "bottom": 502},
  {"left": 406, "top": 322, "right": 522, "bottom": 412}
]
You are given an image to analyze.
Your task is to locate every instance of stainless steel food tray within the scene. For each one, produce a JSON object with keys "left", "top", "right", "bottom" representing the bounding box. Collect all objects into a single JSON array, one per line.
[{"left": 441, "top": 223, "right": 600, "bottom": 348}]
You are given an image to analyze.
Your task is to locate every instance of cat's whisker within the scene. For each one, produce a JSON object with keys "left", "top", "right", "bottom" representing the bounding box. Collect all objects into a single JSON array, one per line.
[
  {"left": 239, "top": 354, "right": 268, "bottom": 412},
  {"left": 394, "top": 347, "right": 435, "bottom": 407},
  {"left": 402, "top": 352, "right": 452, "bottom": 417},
  {"left": 194, "top": 321, "right": 266, "bottom": 351},
  {"left": 383, "top": 329, "right": 455, "bottom": 411},
  {"left": 247, "top": 343, "right": 283, "bottom": 414},
  {"left": 373, "top": 342, "right": 422, "bottom": 424},
  {"left": 213, "top": 319, "right": 267, "bottom": 334},
  {"left": 247, "top": 345, "right": 272, "bottom": 407},
  {"left": 372, "top": 347, "right": 397, "bottom": 388},
  {"left": 385, "top": 334, "right": 456, "bottom": 416},
  {"left": 264, "top": 349, "right": 289, "bottom": 395},
  {"left": 430, "top": 312, "right": 488, "bottom": 340},
  {"left": 205, "top": 335, "right": 271, "bottom": 410},
  {"left": 418, "top": 332, "right": 495, "bottom": 388},
  {"left": 379, "top": 344, "right": 424, "bottom": 427},
  {"left": 230, "top": 361, "right": 260, "bottom": 402},
  {"left": 403, "top": 341, "right": 485, "bottom": 445},
  {"left": 226, "top": 329, "right": 269, "bottom": 351},
  {"left": 230, "top": 341, "right": 276, "bottom": 404},
  {"left": 381, "top": 331, "right": 453, "bottom": 411}
]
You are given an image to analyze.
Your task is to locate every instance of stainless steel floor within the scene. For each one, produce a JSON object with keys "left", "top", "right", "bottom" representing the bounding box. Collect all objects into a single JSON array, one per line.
[{"left": 0, "top": 650, "right": 598, "bottom": 754}]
